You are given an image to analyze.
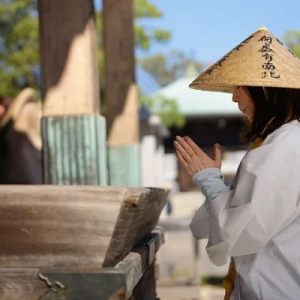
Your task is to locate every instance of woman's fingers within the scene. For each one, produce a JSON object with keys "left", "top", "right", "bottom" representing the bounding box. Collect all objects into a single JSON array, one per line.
[
  {"left": 176, "top": 136, "right": 196, "bottom": 156},
  {"left": 175, "top": 150, "right": 189, "bottom": 169},
  {"left": 174, "top": 136, "right": 222, "bottom": 176},
  {"left": 213, "top": 143, "right": 222, "bottom": 169},
  {"left": 174, "top": 140, "right": 191, "bottom": 162},
  {"left": 183, "top": 136, "right": 205, "bottom": 156}
]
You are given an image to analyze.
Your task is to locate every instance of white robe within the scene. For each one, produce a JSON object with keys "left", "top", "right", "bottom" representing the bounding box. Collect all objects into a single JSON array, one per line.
[{"left": 190, "top": 120, "right": 300, "bottom": 300}]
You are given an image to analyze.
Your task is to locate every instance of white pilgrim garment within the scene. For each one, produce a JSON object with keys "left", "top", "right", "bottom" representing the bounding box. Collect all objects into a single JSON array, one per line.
[{"left": 190, "top": 120, "right": 300, "bottom": 300}]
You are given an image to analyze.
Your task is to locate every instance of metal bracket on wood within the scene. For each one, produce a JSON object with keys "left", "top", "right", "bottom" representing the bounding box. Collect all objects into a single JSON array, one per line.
[{"left": 37, "top": 228, "right": 164, "bottom": 300}]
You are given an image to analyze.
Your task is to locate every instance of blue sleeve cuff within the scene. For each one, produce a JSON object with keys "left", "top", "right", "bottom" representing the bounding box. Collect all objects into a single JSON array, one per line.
[{"left": 192, "top": 168, "right": 228, "bottom": 211}]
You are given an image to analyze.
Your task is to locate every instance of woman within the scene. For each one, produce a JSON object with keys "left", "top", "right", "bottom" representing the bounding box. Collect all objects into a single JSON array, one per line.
[{"left": 174, "top": 26, "right": 300, "bottom": 300}]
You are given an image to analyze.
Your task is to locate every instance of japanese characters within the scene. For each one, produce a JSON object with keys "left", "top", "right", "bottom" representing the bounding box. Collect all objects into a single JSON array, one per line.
[{"left": 259, "top": 36, "right": 280, "bottom": 79}]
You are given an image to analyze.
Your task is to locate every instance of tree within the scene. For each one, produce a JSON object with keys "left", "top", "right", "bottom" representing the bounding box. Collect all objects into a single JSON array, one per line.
[
  {"left": 282, "top": 30, "right": 300, "bottom": 58},
  {"left": 0, "top": 0, "right": 39, "bottom": 97},
  {"left": 134, "top": 0, "right": 171, "bottom": 50},
  {"left": 0, "top": 0, "right": 171, "bottom": 97},
  {"left": 139, "top": 50, "right": 204, "bottom": 87},
  {"left": 141, "top": 94, "right": 185, "bottom": 128}
]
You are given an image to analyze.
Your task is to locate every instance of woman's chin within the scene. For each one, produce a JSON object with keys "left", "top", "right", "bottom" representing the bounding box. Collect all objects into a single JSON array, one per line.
[{"left": 242, "top": 113, "right": 253, "bottom": 122}]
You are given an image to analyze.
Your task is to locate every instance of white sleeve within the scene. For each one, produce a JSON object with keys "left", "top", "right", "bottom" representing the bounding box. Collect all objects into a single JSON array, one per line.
[{"left": 200, "top": 127, "right": 300, "bottom": 266}]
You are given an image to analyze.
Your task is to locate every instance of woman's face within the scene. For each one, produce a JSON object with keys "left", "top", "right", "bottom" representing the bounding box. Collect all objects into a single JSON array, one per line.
[{"left": 232, "top": 86, "right": 255, "bottom": 121}]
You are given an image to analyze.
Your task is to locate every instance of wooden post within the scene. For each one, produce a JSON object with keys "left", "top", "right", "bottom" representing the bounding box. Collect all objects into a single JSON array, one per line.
[
  {"left": 103, "top": 0, "right": 141, "bottom": 187},
  {"left": 38, "top": 0, "right": 107, "bottom": 185}
]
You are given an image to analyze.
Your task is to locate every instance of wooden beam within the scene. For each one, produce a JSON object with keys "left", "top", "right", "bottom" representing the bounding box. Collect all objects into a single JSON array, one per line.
[
  {"left": 0, "top": 185, "right": 126, "bottom": 268},
  {"left": 0, "top": 269, "right": 45, "bottom": 299},
  {"left": 103, "top": 189, "right": 168, "bottom": 266},
  {"left": 0, "top": 186, "right": 167, "bottom": 269},
  {"left": 38, "top": 0, "right": 100, "bottom": 116},
  {"left": 103, "top": 0, "right": 139, "bottom": 146}
]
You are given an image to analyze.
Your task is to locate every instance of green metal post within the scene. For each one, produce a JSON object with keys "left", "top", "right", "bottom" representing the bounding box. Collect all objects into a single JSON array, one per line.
[
  {"left": 108, "top": 144, "right": 141, "bottom": 186},
  {"left": 42, "top": 115, "right": 107, "bottom": 185}
]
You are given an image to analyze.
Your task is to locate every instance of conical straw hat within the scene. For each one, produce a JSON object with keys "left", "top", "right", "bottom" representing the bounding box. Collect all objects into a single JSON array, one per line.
[{"left": 189, "top": 26, "right": 300, "bottom": 93}]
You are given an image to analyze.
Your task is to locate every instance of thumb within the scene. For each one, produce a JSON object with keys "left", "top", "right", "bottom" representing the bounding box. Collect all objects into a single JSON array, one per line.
[{"left": 213, "top": 143, "right": 222, "bottom": 169}]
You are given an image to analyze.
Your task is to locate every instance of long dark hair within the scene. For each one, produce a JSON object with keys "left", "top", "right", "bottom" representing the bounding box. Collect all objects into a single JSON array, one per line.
[{"left": 240, "top": 86, "right": 300, "bottom": 142}]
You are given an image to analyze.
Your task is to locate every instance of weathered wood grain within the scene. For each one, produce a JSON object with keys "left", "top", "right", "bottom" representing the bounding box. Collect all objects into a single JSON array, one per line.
[
  {"left": 0, "top": 185, "right": 127, "bottom": 268},
  {"left": 0, "top": 186, "right": 167, "bottom": 270},
  {"left": 133, "top": 188, "right": 169, "bottom": 246},
  {"left": 0, "top": 269, "right": 45, "bottom": 300},
  {"left": 103, "top": 188, "right": 168, "bottom": 267}
]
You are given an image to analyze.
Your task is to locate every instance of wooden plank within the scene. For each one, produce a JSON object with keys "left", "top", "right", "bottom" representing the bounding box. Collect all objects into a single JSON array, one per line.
[
  {"left": 103, "top": 0, "right": 139, "bottom": 146},
  {"left": 103, "top": 187, "right": 147, "bottom": 267},
  {"left": 0, "top": 185, "right": 127, "bottom": 268},
  {"left": 0, "top": 269, "right": 46, "bottom": 300},
  {"left": 38, "top": 0, "right": 100, "bottom": 116},
  {"left": 0, "top": 186, "right": 167, "bottom": 270},
  {"left": 103, "top": 188, "right": 168, "bottom": 267},
  {"left": 133, "top": 188, "right": 169, "bottom": 246}
]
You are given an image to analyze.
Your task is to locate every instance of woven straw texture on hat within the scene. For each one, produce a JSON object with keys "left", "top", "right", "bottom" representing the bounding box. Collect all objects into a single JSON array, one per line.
[{"left": 189, "top": 26, "right": 300, "bottom": 93}]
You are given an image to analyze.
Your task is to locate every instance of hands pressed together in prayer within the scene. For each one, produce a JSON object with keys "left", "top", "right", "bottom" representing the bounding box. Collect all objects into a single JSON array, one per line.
[{"left": 174, "top": 136, "right": 222, "bottom": 177}]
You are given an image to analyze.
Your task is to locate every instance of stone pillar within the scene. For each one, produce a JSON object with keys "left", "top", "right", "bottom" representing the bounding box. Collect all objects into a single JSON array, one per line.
[
  {"left": 103, "top": 0, "right": 141, "bottom": 187},
  {"left": 38, "top": 0, "right": 107, "bottom": 185}
]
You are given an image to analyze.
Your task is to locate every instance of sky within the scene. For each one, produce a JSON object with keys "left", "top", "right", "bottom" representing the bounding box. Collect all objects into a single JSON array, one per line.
[{"left": 95, "top": 0, "right": 300, "bottom": 66}]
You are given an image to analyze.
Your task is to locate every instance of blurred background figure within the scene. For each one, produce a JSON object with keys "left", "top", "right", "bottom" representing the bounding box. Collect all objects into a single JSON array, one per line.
[{"left": 0, "top": 88, "right": 42, "bottom": 184}]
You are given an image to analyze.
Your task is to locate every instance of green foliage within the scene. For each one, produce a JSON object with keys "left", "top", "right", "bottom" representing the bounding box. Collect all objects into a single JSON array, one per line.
[
  {"left": 134, "top": 0, "right": 162, "bottom": 18},
  {"left": 0, "top": 0, "right": 38, "bottom": 97},
  {"left": 134, "top": 26, "right": 170, "bottom": 50},
  {"left": 282, "top": 30, "right": 300, "bottom": 58},
  {"left": 141, "top": 95, "right": 185, "bottom": 128},
  {"left": 134, "top": 0, "right": 171, "bottom": 50},
  {"left": 139, "top": 50, "right": 203, "bottom": 87}
]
